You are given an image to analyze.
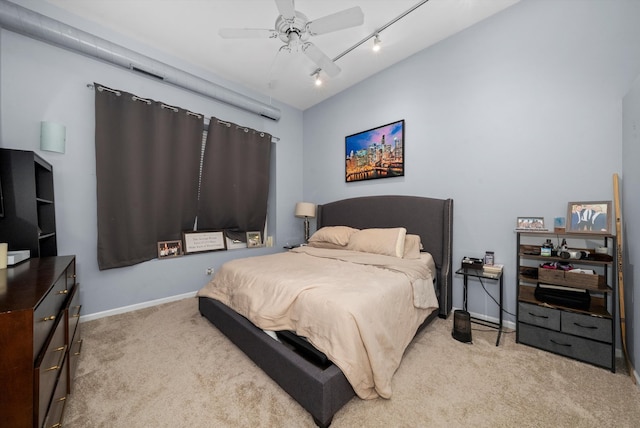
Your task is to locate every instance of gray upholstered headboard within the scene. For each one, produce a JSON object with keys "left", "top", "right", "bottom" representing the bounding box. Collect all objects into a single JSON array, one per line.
[{"left": 316, "top": 195, "right": 453, "bottom": 317}]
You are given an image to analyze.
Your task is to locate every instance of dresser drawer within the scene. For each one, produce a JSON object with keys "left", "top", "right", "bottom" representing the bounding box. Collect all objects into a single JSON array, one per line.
[
  {"left": 65, "top": 259, "right": 77, "bottom": 289},
  {"left": 35, "top": 315, "right": 67, "bottom": 428},
  {"left": 518, "top": 302, "right": 560, "bottom": 330},
  {"left": 561, "top": 311, "right": 612, "bottom": 343},
  {"left": 33, "top": 275, "right": 68, "bottom": 360},
  {"left": 68, "top": 331, "right": 83, "bottom": 395},
  {"left": 519, "top": 323, "right": 612, "bottom": 369},
  {"left": 66, "top": 284, "right": 81, "bottom": 343},
  {"left": 43, "top": 356, "right": 68, "bottom": 428}
]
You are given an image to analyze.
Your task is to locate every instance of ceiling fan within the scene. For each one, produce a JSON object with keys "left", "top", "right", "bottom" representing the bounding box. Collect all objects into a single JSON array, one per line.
[{"left": 219, "top": 0, "right": 364, "bottom": 78}]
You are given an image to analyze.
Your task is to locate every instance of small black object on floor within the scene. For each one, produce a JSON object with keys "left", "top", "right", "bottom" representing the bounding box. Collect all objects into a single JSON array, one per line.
[{"left": 452, "top": 310, "right": 472, "bottom": 343}]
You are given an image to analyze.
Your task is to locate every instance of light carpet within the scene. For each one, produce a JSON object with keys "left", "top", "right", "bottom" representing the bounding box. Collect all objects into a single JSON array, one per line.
[{"left": 63, "top": 297, "right": 640, "bottom": 427}]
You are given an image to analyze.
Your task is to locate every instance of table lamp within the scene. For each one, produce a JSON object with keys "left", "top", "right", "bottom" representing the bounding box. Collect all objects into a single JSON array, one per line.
[{"left": 295, "top": 202, "right": 316, "bottom": 242}]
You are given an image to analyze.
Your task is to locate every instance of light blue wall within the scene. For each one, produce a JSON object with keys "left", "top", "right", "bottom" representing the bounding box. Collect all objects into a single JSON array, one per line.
[
  {"left": 622, "top": 75, "right": 640, "bottom": 378},
  {"left": 303, "top": 0, "right": 640, "bottom": 353},
  {"left": 0, "top": 0, "right": 305, "bottom": 315},
  {"left": 2, "top": 0, "right": 639, "bottom": 377}
]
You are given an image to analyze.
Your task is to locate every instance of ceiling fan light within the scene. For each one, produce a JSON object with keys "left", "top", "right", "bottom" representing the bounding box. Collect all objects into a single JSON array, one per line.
[{"left": 372, "top": 34, "right": 382, "bottom": 52}]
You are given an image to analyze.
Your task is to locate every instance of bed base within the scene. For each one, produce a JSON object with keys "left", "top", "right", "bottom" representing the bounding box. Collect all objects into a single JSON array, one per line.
[
  {"left": 199, "top": 296, "right": 354, "bottom": 427},
  {"left": 199, "top": 296, "right": 440, "bottom": 427}
]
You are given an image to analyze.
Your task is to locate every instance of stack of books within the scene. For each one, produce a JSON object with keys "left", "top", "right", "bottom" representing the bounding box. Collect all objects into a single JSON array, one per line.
[{"left": 483, "top": 263, "right": 504, "bottom": 278}]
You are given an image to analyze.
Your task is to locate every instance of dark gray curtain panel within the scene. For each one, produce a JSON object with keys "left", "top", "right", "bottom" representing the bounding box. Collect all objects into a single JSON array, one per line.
[
  {"left": 198, "top": 118, "right": 272, "bottom": 240},
  {"left": 95, "top": 84, "right": 203, "bottom": 270}
]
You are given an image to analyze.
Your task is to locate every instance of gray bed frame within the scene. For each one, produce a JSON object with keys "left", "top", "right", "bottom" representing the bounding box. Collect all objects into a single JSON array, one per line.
[{"left": 198, "top": 195, "right": 453, "bottom": 427}]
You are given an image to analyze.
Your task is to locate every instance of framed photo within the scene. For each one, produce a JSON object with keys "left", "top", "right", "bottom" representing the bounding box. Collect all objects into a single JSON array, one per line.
[
  {"left": 566, "top": 201, "right": 612, "bottom": 234},
  {"left": 553, "top": 217, "right": 566, "bottom": 233},
  {"left": 157, "top": 240, "right": 183, "bottom": 259},
  {"left": 345, "top": 119, "right": 404, "bottom": 182},
  {"left": 246, "top": 231, "right": 262, "bottom": 248},
  {"left": 182, "top": 230, "right": 227, "bottom": 254},
  {"left": 516, "top": 217, "right": 547, "bottom": 231}
]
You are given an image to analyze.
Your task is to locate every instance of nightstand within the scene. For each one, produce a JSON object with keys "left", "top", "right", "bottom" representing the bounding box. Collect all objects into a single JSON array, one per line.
[{"left": 456, "top": 267, "right": 504, "bottom": 346}]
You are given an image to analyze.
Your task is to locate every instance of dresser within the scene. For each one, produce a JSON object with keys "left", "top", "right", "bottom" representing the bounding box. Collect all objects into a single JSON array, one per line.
[{"left": 0, "top": 256, "right": 81, "bottom": 427}]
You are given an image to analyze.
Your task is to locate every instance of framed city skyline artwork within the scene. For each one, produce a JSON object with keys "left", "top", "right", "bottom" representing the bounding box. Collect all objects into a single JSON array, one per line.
[{"left": 345, "top": 119, "right": 404, "bottom": 182}]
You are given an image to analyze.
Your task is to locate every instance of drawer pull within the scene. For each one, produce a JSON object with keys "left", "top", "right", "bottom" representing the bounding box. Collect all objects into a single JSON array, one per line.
[
  {"left": 550, "top": 339, "right": 572, "bottom": 348},
  {"left": 573, "top": 322, "right": 597, "bottom": 330},
  {"left": 57, "top": 289, "right": 69, "bottom": 295},
  {"left": 42, "top": 315, "right": 56, "bottom": 322},
  {"left": 45, "top": 345, "right": 67, "bottom": 371},
  {"left": 47, "top": 395, "right": 67, "bottom": 428},
  {"left": 72, "top": 304, "right": 83, "bottom": 318},
  {"left": 528, "top": 312, "right": 548, "bottom": 319},
  {"left": 73, "top": 338, "right": 84, "bottom": 356}
]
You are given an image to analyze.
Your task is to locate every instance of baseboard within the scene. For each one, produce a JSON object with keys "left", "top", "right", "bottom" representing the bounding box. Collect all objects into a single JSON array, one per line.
[
  {"left": 453, "top": 307, "right": 516, "bottom": 331},
  {"left": 80, "top": 291, "right": 197, "bottom": 322}
]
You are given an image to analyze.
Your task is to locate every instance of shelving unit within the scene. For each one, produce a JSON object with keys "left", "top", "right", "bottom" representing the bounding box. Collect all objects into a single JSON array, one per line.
[
  {"left": 0, "top": 148, "right": 57, "bottom": 258},
  {"left": 516, "top": 231, "right": 616, "bottom": 372}
]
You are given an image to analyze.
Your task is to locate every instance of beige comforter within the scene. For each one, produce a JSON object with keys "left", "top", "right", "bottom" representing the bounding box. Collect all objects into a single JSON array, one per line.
[{"left": 196, "top": 246, "right": 439, "bottom": 399}]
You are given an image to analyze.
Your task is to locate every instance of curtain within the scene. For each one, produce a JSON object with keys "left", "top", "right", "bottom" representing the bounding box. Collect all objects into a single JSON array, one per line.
[
  {"left": 198, "top": 118, "right": 272, "bottom": 240},
  {"left": 95, "top": 84, "right": 203, "bottom": 270}
]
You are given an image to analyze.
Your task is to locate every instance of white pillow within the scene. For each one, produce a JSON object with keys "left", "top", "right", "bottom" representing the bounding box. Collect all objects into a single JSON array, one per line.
[
  {"left": 403, "top": 234, "right": 422, "bottom": 259},
  {"left": 346, "top": 227, "right": 407, "bottom": 258},
  {"left": 308, "top": 226, "right": 359, "bottom": 247}
]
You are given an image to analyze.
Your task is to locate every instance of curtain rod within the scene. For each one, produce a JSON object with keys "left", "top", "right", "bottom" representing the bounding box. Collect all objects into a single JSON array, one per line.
[{"left": 87, "top": 83, "right": 279, "bottom": 142}]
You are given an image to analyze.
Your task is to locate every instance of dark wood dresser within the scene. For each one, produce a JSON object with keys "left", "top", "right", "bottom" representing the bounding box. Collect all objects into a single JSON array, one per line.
[{"left": 0, "top": 256, "right": 81, "bottom": 427}]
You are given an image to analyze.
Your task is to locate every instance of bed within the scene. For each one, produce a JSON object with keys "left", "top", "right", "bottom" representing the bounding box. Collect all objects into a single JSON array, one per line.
[{"left": 198, "top": 195, "right": 453, "bottom": 427}]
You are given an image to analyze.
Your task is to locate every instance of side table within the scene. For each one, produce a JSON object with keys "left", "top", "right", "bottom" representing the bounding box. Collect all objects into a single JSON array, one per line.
[{"left": 455, "top": 267, "right": 504, "bottom": 346}]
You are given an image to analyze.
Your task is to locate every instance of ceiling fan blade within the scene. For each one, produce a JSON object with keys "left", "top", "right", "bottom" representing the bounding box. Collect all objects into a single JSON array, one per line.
[
  {"left": 307, "top": 6, "right": 364, "bottom": 36},
  {"left": 275, "top": 0, "right": 296, "bottom": 20},
  {"left": 303, "top": 42, "right": 340, "bottom": 77},
  {"left": 219, "top": 28, "right": 278, "bottom": 39}
]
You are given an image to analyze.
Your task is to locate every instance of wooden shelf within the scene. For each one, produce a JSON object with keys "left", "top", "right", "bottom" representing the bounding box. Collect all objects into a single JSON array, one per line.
[
  {"left": 518, "top": 285, "right": 611, "bottom": 318},
  {"left": 0, "top": 149, "right": 57, "bottom": 258}
]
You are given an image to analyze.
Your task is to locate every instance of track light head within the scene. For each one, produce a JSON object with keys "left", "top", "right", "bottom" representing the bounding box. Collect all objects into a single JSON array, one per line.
[
  {"left": 314, "top": 71, "right": 322, "bottom": 86},
  {"left": 372, "top": 34, "right": 382, "bottom": 52}
]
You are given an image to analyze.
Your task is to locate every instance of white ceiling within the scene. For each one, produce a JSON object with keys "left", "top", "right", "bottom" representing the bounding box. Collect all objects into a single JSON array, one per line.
[{"left": 44, "top": 0, "right": 520, "bottom": 111}]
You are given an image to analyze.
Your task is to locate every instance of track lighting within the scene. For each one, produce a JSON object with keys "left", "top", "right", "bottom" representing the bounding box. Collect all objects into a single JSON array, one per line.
[
  {"left": 308, "top": 1, "right": 428, "bottom": 82},
  {"left": 372, "top": 34, "right": 381, "bottom": 52}
]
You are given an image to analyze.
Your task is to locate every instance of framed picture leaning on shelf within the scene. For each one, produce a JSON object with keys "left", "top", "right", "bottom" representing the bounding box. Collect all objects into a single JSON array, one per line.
[
  {"left": 246, "top": 231, "right": 262, "bottom": 248},
  {"left": 566, "top": 201, "right": 611, "bottom": 234},
  {"left": 516, "top": 217, "right": 547, "bottom": 231},
  {"left": 157, "top": 240, "right": 183, "bottom": 258}
]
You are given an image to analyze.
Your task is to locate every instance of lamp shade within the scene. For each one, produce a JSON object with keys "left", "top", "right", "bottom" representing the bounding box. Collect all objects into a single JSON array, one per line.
[
  {"left": 295, "top": 202, "right": 316, "bottom": 218},
  {"left": 40, "top": 121, "right": 66, "bottom": 153}
]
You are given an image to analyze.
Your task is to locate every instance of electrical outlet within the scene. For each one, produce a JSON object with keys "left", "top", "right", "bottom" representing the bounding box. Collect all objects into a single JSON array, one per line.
[{"left": 206, "top": 267, "right": 214, "bottom": 275}]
